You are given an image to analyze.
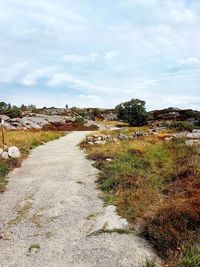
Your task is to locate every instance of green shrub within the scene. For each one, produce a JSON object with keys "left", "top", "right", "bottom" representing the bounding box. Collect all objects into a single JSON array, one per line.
[
  {"left": 75, "top": 116, "right": 84, "bottom": 123},
  {"left": 6, "top": 106, "right": 22, "bottom": 118},
  {"left": 115, "top": 98, "right": 148, "bottom": 126},
  {"left": 91, "top": 108, "right": 101, "bottom": 119},
  {"left": 169, "top": 121, "right": 194, "bottom": 132}
]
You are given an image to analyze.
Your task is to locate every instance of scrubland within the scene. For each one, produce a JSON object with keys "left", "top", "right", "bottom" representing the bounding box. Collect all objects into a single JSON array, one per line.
[{"left": 85, "top": 128, "right": 200, "bottom": 266}]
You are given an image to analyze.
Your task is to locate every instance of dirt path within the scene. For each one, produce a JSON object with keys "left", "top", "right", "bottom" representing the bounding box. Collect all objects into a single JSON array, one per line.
[{"left": 0, "top": 132, "right": 157, "bottom": 267}]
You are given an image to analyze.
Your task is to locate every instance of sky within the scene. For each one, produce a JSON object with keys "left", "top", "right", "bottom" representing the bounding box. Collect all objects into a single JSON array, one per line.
[{"left": 0, "top": 0, "right": 200, "bottom": 110}]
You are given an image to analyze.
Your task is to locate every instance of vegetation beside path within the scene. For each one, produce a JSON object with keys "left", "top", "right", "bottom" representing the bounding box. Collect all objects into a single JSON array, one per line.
[
  {"left": 0, "top": 130, "right": 65, "bottom": 192},
  {"left": 84, "top": 127, "right": 200, "bottom": 267}
]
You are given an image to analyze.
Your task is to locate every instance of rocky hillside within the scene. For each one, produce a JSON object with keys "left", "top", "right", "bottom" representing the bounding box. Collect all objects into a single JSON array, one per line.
[
  {"left": 0, "top": 103, "right": 118, "bottom": 130},
  {"left": 0, "top": 114, "right": 75, "bottom": 130},
  {"left": 1, "top": 101, "right": 200, "bottom": 130},
  {"left": 148, "top": 107, "right": 200, "bottom": 126}
]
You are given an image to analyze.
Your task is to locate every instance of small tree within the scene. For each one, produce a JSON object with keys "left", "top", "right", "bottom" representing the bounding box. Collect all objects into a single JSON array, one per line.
[
  {"left": 28, "top": 105, "right": 36, "bottom": 112},
  {"left": 0, "top": 102, "right": 8, "bottom": 110},
  {"left": 91, "top": 108, "right": 101, "bottom": 120},
  {"left": 21, "top": 104, "right": 28, "bottom": 111},
  {"left": 115, "top": 98, "right": 148, "bottom": 126},
  {"left": 6, "top": 106, "right": 22, "bottom": 118}
]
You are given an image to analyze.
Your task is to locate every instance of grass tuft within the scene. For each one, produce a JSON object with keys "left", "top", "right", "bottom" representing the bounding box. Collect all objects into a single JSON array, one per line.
[
  {"left": 143, "top": 259, "right": 158, "bottom": 267},
  {"left": 172, "top": 245, "right": 200, "bottom": 267},
  {"left": 28, "top": 244, "right": 40, "bottom": 253}
]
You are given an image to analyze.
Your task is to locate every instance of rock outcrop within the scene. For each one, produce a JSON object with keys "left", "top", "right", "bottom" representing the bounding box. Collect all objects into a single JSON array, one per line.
[
  {"left": 0, "top": 114, "right": 75, "bottom": 130},
  {"left": 148, "top": 107, "right": 200, "bottom": 126}
]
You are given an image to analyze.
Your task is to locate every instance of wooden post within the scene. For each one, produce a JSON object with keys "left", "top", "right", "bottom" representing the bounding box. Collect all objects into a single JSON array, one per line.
[{"left": 1, "top": 119, "right": 5, "bottom": 150}]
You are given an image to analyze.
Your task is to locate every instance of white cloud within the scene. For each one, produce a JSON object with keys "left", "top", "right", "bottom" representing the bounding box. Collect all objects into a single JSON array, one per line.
[
  {"left": 0, "top": 61, "right": 29, "bottom": 83},
  {"left": 180, "top": 57, "right": 199, "bottom": 66},
  {"left": 20, "top": 67, "right": 55, "bottom": 86},
  {"left": 77, "top": 94, "right": 101, "bottom": 105},
  {"left": 104, "top": 51, "right": 119, "bottom": 60},
  {"left": 120, "top": 0, "right": 157, "bottom": 7},
  {"left": 48, "top": 73, "right": 116, "bottom": 92},
  {"left": 63, "top": 53, "right": 98, "bottom": 63},
  {"left": 0, "top": 0, "right": 199, "bottom": 110}
]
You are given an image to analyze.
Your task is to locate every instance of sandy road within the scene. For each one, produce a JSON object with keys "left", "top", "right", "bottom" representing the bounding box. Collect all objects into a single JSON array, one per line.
[{"left": 0, "top": 131, "right": 157, "bottom": 267}]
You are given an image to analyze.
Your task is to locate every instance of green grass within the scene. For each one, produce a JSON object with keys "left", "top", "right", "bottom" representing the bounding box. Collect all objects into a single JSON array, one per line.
[
  {"left": 143, "top": 259, "right": 158, "bottom": 267},
  {"left": 173, "top": 245, "right": 200, "bottom": 267},
  {"left": 0, "top": 162, "right": 9, "bottom": 192}
]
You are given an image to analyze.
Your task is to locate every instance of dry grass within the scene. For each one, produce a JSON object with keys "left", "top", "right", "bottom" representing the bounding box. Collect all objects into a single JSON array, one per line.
[
  {"left": 1, "top": 129, "right": 65, "bottom": 155},
  {"left": 85, "top": 132, "right": 200, "bottom": 265},
  {"left": 96, "top": 120, "right": 128, "bottom": 127}
]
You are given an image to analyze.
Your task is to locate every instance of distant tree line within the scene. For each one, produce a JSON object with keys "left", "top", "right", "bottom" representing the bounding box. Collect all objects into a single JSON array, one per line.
[
  {"left": 0, "top": 102, "right": 38, "bottom": 118},
  {"left": 0, "top": 98, "right": 148, "bottom": 125},
  {"left": 0, "top": 102, "right": 22, "bottom": 118}
]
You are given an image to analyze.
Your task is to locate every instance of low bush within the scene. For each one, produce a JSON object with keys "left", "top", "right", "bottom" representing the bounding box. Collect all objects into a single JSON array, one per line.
[
  {"left": 169, "top": 121, "right": 194, "bottom": 132},
  {"left": 75, "top": 116, "right": 85, "bottom": 123},
  {"left": 5, "top": 106, "right": 22, "bottom": 118},
  {"left": 142, "top": 197, "right": 200, "bottom": 259},
  {"left": 42, "top": 122, "right": 98, "bottom": 131}
]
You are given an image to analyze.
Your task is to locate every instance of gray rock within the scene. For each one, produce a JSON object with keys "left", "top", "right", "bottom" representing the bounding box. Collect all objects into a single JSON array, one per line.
[
  {"left": 118, "top": 134, "right": 129, "bottom": 140},
  {"left": 8, "top": 146, "right": 21, "bottom": 158},
  {"left": 187, "top": 118, "right": 199, "bottom": 125},
  {"left": 173, "top": 131, "right": 189, "bottom": 138},
  {"left": 88, "top": 205, "right": 129, "bottom": 235},
  {"left": 3, "top": 122, "right": 17, "bottom": 130},
  {"left": 87, "top": 142, "right": 94, "bottom": 145},
  {"left": 193, "top": 129, "right": 200, "bottom": 134},
  {"left": 94, "top": 140, "right": 106, "bottom": 145},
  {"left": 93, "top": 135, "right": 100, "bottom": 138},
  {"left": 1, "top": 151, "right": 9, "bottom": 159},
  {"left": 133, "top": 131, "right": 146, "bottom": 138},
  {"left": 186, "top": 132, "right": 200, "bottom": 139},
  {"left": 86, "top": 136, "right": 94, "bottom": 142},
  {"left": 165, "top": 137, "right": 173, "bottom": 141},
  {"left": 0, "top": 115, "right": 10, "bottom": 121},
  {"left": 186, "top": 139, "right": 200, "bottom": 146}
]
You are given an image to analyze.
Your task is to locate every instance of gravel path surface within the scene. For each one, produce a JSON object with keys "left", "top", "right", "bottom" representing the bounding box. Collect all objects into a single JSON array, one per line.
[{"left": 0, "top": 132, "right": 157, "bottom": 267}]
